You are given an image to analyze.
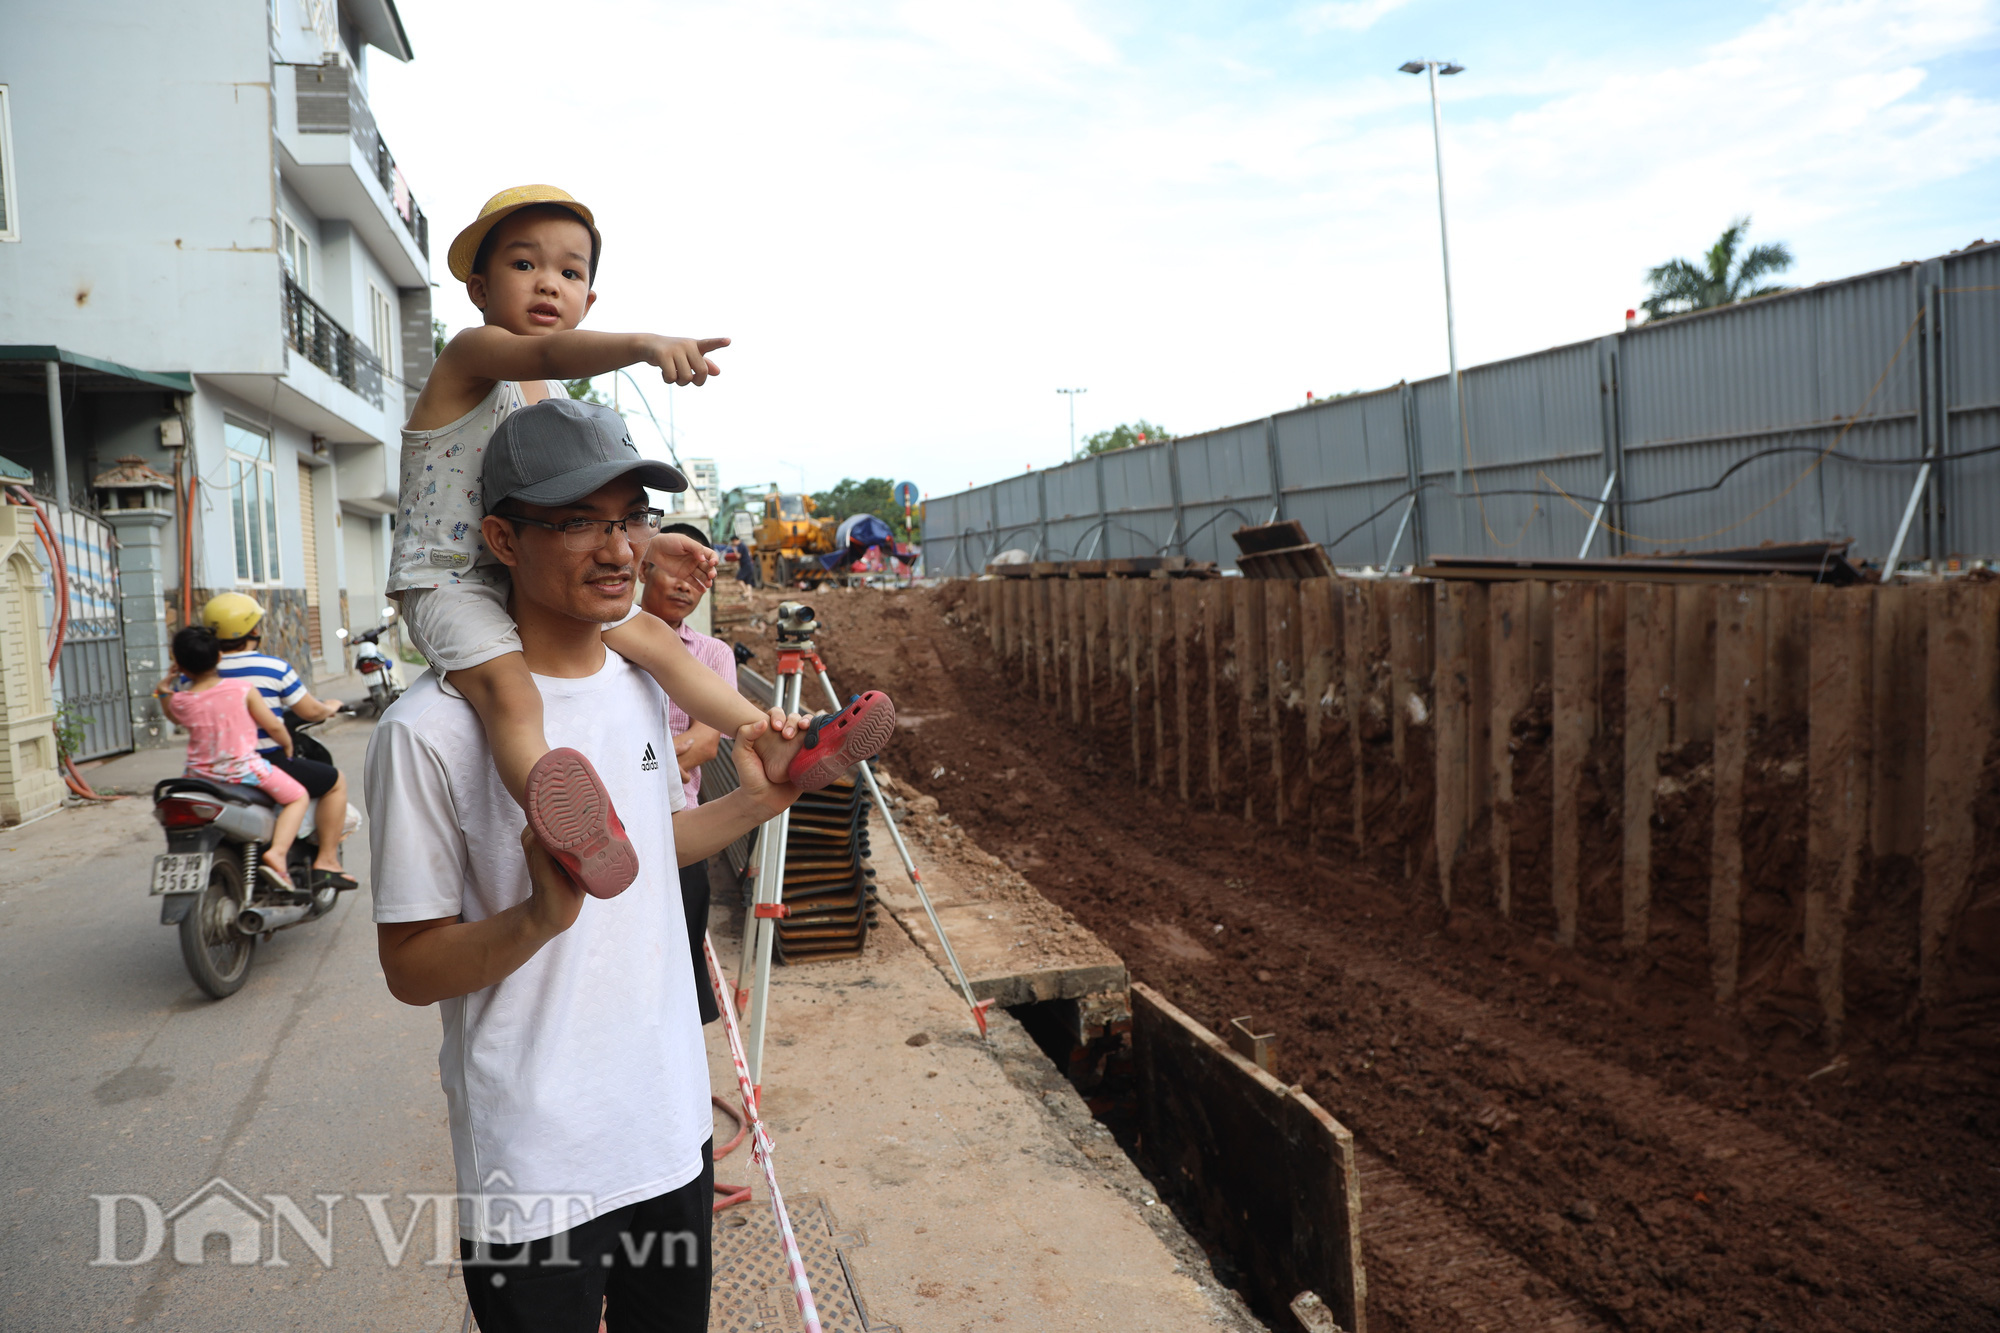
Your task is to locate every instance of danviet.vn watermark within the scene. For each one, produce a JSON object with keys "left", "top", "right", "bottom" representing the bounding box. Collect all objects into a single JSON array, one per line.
[{"left": 88, "top": 1172, "right": 696, "bottom": 1271}]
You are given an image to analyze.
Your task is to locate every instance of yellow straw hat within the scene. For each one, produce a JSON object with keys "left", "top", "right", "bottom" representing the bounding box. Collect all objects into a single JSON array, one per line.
[{"left": 446, "top": 185, "right": 602, "bottom": 284}]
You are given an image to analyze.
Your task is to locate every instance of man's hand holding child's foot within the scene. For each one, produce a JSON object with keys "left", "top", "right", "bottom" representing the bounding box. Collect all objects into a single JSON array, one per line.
[{"left": 748, "top": 691, "right": 897, "bottom": 793}]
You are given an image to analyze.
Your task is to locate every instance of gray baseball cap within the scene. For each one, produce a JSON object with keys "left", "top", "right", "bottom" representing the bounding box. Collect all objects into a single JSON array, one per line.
[{"left": 483, "top": 397, "right": 686, "bottom": 509}]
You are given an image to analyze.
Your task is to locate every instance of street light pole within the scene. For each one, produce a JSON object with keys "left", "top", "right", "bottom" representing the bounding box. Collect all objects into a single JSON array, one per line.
[
  {"left": 1401, "top": 59, "right": 1466, "bottom": 506},
  {"left": 1057, "top": 387, "right": 1088, "bottom": 460}
]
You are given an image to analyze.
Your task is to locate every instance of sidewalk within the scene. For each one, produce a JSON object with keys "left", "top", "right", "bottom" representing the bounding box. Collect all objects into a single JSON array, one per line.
[{"left": 707, "top": 871, "right": 1264, "bottom": 1331}]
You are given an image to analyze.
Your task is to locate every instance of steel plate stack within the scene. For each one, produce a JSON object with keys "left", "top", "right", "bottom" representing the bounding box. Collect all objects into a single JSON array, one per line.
[{"left": 773, "top": 773, "right": 876, "bottom": 961}]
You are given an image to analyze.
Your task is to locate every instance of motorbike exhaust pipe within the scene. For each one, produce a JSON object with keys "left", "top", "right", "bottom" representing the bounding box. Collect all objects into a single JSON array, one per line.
[{"left": 238, "top": 902, "right": 313, "bottom": 934}]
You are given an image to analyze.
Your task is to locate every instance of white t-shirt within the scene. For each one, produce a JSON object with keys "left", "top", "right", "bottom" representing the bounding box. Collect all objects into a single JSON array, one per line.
[{"left": 363, "top": 655, "right": 706, "bottom": 1245}]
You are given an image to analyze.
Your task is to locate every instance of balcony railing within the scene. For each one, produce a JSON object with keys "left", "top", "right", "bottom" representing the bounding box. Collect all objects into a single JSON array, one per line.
[
  {"left": 295, "top": 60, "right": 430, "bottom": 258},
  {"left": 283, "top": 273, "right": 386, "bottom": 409}
]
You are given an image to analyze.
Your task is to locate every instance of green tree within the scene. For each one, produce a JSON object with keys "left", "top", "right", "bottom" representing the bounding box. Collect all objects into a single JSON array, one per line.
[
  {"left": 1642, "top": 217, "right": 1794, "bottom": 321},
  {"left": 1080, "top": 420, "right": 1172, "bottom": 456},
  {"left": 563, "top": 377, "right": 608, "bottom": 405},
  {"left": 811, "top": 476, "right": 920, "bottom": 543},
  {"left": 432, "top": 317, "right": 448, "bottom": 358}
]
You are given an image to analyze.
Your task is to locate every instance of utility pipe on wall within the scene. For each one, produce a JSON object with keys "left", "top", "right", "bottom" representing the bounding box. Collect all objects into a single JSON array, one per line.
[{"left": 45, "top": 362, "right": 69, "bottom": 513}]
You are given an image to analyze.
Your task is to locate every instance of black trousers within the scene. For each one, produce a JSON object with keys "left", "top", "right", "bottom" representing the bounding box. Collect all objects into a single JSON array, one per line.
[
  {"left": 266, "top": 752, "right": 341, "bottom": 797},
  {"left": 680, "top": 861, "right": 720, "bottom": 1025},
  {"left": 461, "top": 1139, "right": 714, "bottom": 1332}
]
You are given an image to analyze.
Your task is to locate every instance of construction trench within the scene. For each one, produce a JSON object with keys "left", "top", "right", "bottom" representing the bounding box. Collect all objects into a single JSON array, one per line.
[{"left": 735, "top": 573, "right": 2000, "bottom": 1333}]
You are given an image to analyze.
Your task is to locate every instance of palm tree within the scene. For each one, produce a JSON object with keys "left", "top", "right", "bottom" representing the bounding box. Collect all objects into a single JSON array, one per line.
[{"left": 1641, "top": 217, "right": 1794, "bottom": 321}]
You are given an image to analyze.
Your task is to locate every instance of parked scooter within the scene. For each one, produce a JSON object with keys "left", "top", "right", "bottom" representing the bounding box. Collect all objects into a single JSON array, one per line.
[
  {"left": 148, "top": 714, "right": 353, "bottom": 999},
  {"left": 341, "top": 621, "right": 406, "bottom": 717}
]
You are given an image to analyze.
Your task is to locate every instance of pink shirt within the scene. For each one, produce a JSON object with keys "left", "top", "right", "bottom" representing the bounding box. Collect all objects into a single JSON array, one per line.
[
  {"left": 167, "top": 680, "right": 276, "bottom": 786},
  {"left": 667, "top": 621, "right": 736, "bottom": 806}
]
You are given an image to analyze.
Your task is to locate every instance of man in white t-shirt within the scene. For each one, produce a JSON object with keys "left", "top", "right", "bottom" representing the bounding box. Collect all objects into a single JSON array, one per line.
[{"left": 365, "top": 416, "right": 802, "bottom": 1332}]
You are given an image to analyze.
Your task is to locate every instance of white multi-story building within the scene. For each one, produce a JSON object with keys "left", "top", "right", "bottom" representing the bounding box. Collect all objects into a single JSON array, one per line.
[
  {"left": 677, "top": 457, "right": 719, "bottom": 518},
  {"left": 0, "top": 0, "right": 431, "bottom": 754}
]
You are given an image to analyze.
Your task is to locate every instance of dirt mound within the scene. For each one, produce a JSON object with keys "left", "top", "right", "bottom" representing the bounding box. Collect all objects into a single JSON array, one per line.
[{"left": 751, "top": 582, "right": 2000, "bottom": 1333}]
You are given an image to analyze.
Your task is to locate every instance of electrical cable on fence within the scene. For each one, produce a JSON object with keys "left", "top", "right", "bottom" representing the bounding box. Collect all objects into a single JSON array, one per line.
[
  {"left": 959, "top": 287, "right": 1999, "bottom": 565},
  {"left": 1541, "top": 306, "right": 1926, "bottom": 547}
]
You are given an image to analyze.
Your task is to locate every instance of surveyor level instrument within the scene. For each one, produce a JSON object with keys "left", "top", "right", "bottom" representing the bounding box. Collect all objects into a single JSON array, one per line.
[{"left": 740, "top": 604, "right": 990, "bottom": 1089}]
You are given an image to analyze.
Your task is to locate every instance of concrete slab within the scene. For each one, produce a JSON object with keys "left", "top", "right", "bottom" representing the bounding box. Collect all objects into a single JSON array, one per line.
[
  {"left": 864, "top": 771, "right": 1128, "bottom": 1017},
  {"left": 711, "top": 881, "right": 1261, "bottom": 1332}
]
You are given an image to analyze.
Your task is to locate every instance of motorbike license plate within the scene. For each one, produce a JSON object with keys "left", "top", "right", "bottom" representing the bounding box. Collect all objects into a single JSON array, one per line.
[{"left": 150, "top": 852, "right": 213, "bottom": 896}]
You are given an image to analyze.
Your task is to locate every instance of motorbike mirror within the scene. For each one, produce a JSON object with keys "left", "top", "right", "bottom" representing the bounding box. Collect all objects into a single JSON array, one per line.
[
  {"left": 381, "top": 606, "right": 397, "bottom": 621},
  {"left": 336, "top": 627, "right": 348, "bottom": 640}
]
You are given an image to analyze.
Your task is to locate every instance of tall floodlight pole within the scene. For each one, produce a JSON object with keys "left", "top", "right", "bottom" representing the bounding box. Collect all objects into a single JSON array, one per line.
[
  {"left": 1400, "top": 60, "right": 1467, "bottom": 510},
  {"left": 1057, "top": 387, "right": 1087, "bottom": 460}
]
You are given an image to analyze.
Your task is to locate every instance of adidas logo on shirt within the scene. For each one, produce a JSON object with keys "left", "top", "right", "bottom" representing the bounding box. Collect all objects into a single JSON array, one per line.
[{"left": 641, "top": 743, "right": 659, "bottom": 772}]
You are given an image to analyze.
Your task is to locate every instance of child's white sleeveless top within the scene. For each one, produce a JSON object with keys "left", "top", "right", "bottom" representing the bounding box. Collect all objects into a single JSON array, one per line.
[{"left": 387, "top": 380, "right": 557, "bottom": 595}]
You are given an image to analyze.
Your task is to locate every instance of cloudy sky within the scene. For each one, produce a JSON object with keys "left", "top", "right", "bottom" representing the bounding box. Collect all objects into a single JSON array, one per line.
[{"left": 368, "top": 0, "right": 2000, "bottom": 502}]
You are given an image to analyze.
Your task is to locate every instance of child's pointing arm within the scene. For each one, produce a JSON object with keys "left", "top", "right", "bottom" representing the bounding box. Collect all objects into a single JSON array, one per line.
[{"left": 439, "top": 327, "right": 730, "bottom": 388}]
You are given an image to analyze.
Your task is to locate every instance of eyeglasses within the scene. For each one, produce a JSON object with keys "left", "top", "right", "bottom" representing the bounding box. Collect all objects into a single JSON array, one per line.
[{"left": 500, "top": 508, "right": 664, "bottom": 552}]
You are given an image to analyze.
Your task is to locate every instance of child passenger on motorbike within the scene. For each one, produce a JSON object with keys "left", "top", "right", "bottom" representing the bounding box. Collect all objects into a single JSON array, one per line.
[{"left": 154, "top": 625, "right": 310, "bottom": 893}]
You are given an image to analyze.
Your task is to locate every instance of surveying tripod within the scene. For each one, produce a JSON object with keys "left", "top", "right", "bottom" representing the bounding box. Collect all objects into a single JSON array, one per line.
[{"left": 740, "top": 601, "right": 991, "bottom": 1091}]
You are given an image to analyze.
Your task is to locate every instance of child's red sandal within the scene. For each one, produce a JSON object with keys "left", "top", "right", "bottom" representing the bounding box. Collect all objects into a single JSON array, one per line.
[
  {"left": 786, "top": 691, "right": 897, "bottom": 792},
  {"left": 525, "top": 748, "right": 639, "bottom": 899}
]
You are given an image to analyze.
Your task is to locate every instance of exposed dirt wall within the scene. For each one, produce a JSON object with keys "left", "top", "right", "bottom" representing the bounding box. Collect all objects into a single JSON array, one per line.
[{"left": 785, "top": 580, "right": 2000, "bottom": 1333}]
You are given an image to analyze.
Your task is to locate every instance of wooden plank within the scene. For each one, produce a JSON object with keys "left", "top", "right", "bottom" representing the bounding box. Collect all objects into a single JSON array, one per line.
[
  {"left": 1128, "top": 576, "right": 1149, "bottom": 785},
  {"left": 1267, "top": 581, "right": 1303, "bottom": 828},
  {"left": 1082, "top": 579, "right": 1102, "bottom": 730},
  {"left": 1623, "top": 583, "right": 1676, "bottom": 953},
  {"left": 1105, "top": 579, "right": 1128, "bottom": 750},
  {"left": 1921, "top": 582, "right": 2000, "bottom": 1009},
  {"left": 1050, "top": 578, "right": 1065, "bottom": 718},
  {"left": 1028, "top": 577, "right": 1046, "bottom": 698},
  {"left": 1870, "top": 584, "right": 1927, "bottom": 861},
  {"left": 1672, "top": 583, "right": 1717, "bottom": 744},
  {"left": 1153, "top": 584, "right": 1174, "bottom": 790},
  {"left": 1205, "top": 580, "right": 1228, "bottom": 811},
  {"left": 1069, "top": 580, "right": 1087, "bottom": 726},
  {"left": 1389, "top": 581, "right": 1434, "bottom": 817},
  {"left": 1300, "top": 581, "right": 1336, "bottom": 856},
  {"left": 1132, "top": 984, "right": 1367, "bottom": 1333},
  {"left": 1488, "top": 581, "right": 1532, "bottom": 918},
  {"left": 1806, "top": 586, "right": 1872, "bottom": 1046},
  {"left": 1236, "top": 579, "right": 1269, "bottom": 822},
  {"left": 1434, "top": 581, "right": 1472, "bottom": 906},
  {"left": 1341, "top": 581, "right": 1372, "bottom": 848},
  {"left": 1551, "top": 582, "right": 1599, "bottom": 949},
  {"left": 1047, "top": 579, "right": 1065, "bottom": 717},
  {"left": 1765, "top": 583, "right": 1811, "bottom": 724},
  {"left": 1711, "top": 584, "right": 1758, "bottom": 1003},
  {"left": 997, "top": 579, "right": 1014, "bottom": 679},
  {"left": 1464, "top": 581, "right": 1491, "bottom": 863},
  {"left": 1174, "top": 580, "right": 1198, "bottom": 803}
]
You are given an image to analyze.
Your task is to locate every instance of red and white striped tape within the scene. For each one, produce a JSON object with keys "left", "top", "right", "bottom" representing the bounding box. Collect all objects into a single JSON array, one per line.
[{"left": 704, "top": 931, "right": 824, "bottom": 1333}]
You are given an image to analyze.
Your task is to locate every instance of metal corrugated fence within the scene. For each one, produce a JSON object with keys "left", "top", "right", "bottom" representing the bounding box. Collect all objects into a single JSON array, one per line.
[{"left": 923, "top": 241, "right": 2000, "bottom": 576}]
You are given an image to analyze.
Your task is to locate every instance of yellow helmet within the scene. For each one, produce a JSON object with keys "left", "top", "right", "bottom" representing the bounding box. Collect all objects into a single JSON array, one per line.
[{"left": 201, "top": 592, "right": 265, "bottom": 641}]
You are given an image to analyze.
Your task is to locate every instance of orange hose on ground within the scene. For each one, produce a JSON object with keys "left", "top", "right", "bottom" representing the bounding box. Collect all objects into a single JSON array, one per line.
[{"left": 711, "top": 1094, "right": 753, "bottom": 1211}]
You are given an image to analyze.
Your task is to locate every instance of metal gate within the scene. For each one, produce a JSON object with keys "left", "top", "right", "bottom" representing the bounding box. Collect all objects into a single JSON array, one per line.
[{"left": 54, "top": 509, "right": 132, "bottom": 760}]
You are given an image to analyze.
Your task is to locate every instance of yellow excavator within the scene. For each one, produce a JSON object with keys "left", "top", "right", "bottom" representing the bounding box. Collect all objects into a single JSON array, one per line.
[{"left": 751, "top": 491, "right": 840, "bottom": 587}]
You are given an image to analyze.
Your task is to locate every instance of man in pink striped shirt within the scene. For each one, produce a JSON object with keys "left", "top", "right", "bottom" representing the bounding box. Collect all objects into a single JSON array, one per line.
[{"left": 642, "top": 523, "right": 738, "bottom": 1024}]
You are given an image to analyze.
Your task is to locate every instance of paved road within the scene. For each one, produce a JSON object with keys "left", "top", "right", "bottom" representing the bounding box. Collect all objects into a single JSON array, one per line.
[{"left": 0, "top": 713, "right": 466, "bottom": 1331}]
